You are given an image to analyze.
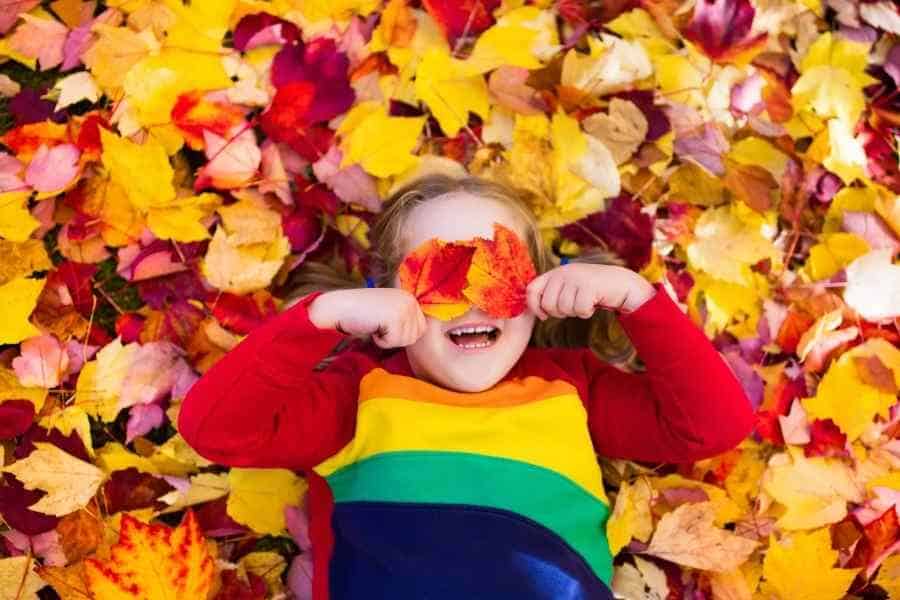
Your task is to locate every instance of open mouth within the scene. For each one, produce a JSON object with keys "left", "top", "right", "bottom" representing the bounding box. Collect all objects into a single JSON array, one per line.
[{"left": 446, "top": 324, "right": 501, "bottom": 350}]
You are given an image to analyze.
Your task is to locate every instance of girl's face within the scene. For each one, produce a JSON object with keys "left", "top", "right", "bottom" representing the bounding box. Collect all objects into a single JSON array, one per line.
[{"left": 391, "top": 191, "right": 537, "bottom": 393}]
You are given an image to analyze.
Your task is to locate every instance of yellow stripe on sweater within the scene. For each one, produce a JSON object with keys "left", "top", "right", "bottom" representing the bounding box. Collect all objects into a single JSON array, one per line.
[{"left": 314, "top": 392, "right": 609, "bottom": 505}]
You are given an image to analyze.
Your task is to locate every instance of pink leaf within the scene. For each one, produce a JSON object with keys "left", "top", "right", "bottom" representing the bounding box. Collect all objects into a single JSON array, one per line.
[
  {"left": 0, "top": 152, "right": 25, "bottom": 192},
  {"left": 674, "top": 123, "right": 729, "bottom": 175},
  {"left": 8, "top": 14, "right": 68, "bottom": 70},
  {"left": 258, "top": 139, "right": 293, "bottom": 205},
  {"left": 312, "top": 145, "right": 380, "bottom": 211},
  {"left": 125, "top": 403, "right": 165, "bottom": 443},
  {"left": 0, "top": 0, "right": 40, "bottom": 35},
  {"left": 12, "top": 334, "right": 70, "bottom": 388},
  {"left": 24, "top": 143, "right": 80, "bottom": 193},
  {"left": 843, "top": 211, "right": 900, "bottom": 253},
  {"left": 119, "top": 341, "right": 186, "bottom": 409},
  {"left": 195, "top": 127, "right": 261, "bottom": 191}
]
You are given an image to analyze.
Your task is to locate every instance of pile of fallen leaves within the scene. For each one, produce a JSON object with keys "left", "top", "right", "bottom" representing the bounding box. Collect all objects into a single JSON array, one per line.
[{"left": 0, "top": 0, "right": 898, "bottom": 598}]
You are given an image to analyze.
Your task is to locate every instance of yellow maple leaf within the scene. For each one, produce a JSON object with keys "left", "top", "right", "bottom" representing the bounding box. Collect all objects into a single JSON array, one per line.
[
  {"left": 100, "top": 128, "right": 176, "bottom": 212},
  {"left": 95, "top": 442, "right": 161, "bottom": 476},
  {"left": 728, "top": 137, "right": 791, "bottom": 180},
  {"left": 339, "top": 102, "right": 425, "bottom": 178},
  {"left": 791, "top": 32, "right": 877, "bottom": 125},
  {"left": 724, "top": 442, "right": 766, "bottom": 514},
  {"left": 466, "top": 6, "right": 559, "bottom": 72},
  {"left": 0, "top": 366, "right": 47, "bottom": 414},
  {"left": 84, "top": 509, "right": 216, "bottom": 600},
  {"left": 201, "top": 225, "right": 291, "bottom": 294},
  {"left": 687, "top": 205, "right": 780, "bottom": 286},
  {"left": 561, "top": 34, "right": 653, "bottom": 100},
  {"left": 81, "top": 25, "right": 158, "bottom": 92},
  {"left": 147, "top": 193, "right": 223, "bottom": 242},
  {"left": 239, "top": 551, "right": 287, "bottom": 596},
  {"left": 762, "top": 528, "right": 858, "bottom": 600},
  {"left": 823, "top": 186, "right": 877, "bottom": 232},
  {"left": 0, "top": 191, "right": 40, "bottom": 243},
  {"left": 606, "top": 477, "right": 654, "bottom": 556},
  {"left": 0, "top": 276, "right": 45, "bottom": 344},
  {"left": 0, "top": 239, "right": 51, "bottom": 284},
  {"left": 874, "top": 554, "right": 900, "bottom": 598},
  {"left": 226, "top": 468, "right": 308, "bottom": 535},
  {"left": 414, "top": 46, "right": 490, "bottom": 137},
  {"left": 0, "top": 441, "right": 106, "bottom": 516},
  {"left": 74, "top": 360, "right": 119, "bottom": 424},
  {"left": 822, "top": 118, "right": 868, "bottom": 184},
  {"left": 39, "top": 405, "right": 94, "bottom": 459},
  {"left": 761, "top": 446, "right": 864, "bottom": 530},
  {"left": 801, "top": 232, "right": 869, "bottom": 281},
  {"left": 802, "top": 338, "right": 900, "bottom": 441}
]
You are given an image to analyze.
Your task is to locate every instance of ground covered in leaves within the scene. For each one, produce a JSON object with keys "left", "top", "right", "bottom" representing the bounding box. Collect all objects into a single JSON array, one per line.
[{"left": 0, "top": 0, "right": 899, "bottom": 599}]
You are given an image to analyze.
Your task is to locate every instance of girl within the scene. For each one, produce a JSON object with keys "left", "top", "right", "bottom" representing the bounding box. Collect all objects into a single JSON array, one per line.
[{"left": 178, "top": 174, "right": 755, "bottom": 600}]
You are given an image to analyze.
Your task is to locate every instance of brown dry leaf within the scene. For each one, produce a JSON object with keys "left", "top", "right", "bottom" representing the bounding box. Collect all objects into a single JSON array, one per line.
[
  {"left": 35, "top": 562, "right": 93, "bottom": 600},
  {"left": 57, "top": 505, "right": 105, "bottom": 563},
  {"left": 723, "top": 159, "right": 777, "bottom": 213},
  {"left": 853, "top": 355, "right": 899, "bottom": 394},
  {"left": 640, "top": 501, "right": 759, "bottom": 572},
  {"left": 583, "top": 98, "right": 649, "bottom": 165}
]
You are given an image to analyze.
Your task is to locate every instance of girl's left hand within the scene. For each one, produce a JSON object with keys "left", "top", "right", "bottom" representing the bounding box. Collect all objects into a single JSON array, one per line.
[{"left": 526, "top": 263, "right": 656, "bottom": 320}]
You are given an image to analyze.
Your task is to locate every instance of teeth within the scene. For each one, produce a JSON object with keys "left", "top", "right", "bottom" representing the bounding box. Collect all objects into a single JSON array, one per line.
[
  {"left": 449, "top": 325, "right": 497, "bottom": 335},
  {"left": 456, "top": 341, "right": 492, "bottom": 349}
]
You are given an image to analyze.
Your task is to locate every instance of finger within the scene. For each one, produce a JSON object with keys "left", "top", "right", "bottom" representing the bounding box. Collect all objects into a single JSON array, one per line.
[
  {"left": 574, "top": 291, "right": 596, "bottom": 319},
  {"left": 540, "top": 275, "right": 565, "bottom": 318},
  {"left": 372, "top": 324, "right": 391, "bottom": 348},
  {"left": 527, "top": 274, "right": 549, "bottom": 320},
  {"left": 557, "top": 283, "right": 578, "bottom": 317},
  {"left": 415, "top": 307, "right": 427, "bottom": 338}
]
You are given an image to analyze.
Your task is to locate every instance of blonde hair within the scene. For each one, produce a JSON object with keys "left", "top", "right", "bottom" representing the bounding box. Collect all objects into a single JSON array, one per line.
[{"left": 281, "top": 173, "right": 637, "bottom": 367}]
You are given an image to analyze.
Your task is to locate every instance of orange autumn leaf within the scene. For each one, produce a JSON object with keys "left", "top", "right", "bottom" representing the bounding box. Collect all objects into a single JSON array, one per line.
[
  {"left": 463, "top": 223, "right": 537, "bottom": 319},
  {"left": 398, "top": 238, "right": 476, "bottom": 320},
  {"left": 84, "top": 509, "right": 215, "bottom": 600},
  {"left": 171, "top": 91, "right": 247, "bottom": 152}
]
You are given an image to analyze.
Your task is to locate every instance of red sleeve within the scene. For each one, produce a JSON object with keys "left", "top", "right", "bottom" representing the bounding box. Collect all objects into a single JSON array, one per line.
[
  {"left": 177, "top": 291, "right": 374, "bottom": 470},
  {"left": 561, "top": 285, "right": 755, "bottom": 463}
]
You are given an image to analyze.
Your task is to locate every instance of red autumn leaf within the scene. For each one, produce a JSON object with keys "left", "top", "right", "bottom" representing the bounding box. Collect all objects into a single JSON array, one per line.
[
  {"left": 847, "top": 506, "right": 900, "bottom": 571},
  {"left": 804, "top": 418, "right": 848, "bottom": 458},
  {"left": 84, "top": 509, "right": 215, "bottom": 599},
  {"left": 215, "top": 569, "right": 269, "bottom": 600},
  {"left": 755, "top": 374, "right": 806, "bottom": 445},
  {"left": 683, "top": 0, "right": 767, "bottom": 63},
  {"left": 560, "top": 194, "right": 654, "bottom": 271},
  {"left": 422, "top": 0, "right": 500, "bottom": 43},
  {"left": 853, "top": 355, "right": 899, "bottom": 394},
  {"left": 172, "top": 91, "right": 247, "bottom": 151},
  {"left": 399, "top": 238, "right": 476, "bottom": 320},
  {"left": 775, "top": 308, "right": 816, "bottom": 355},
  {"left": 0, "top": 399, "right": 35, "bottom": 439},
  {"left": 463, "top": 223, "right": 537, "bottom": 319}
]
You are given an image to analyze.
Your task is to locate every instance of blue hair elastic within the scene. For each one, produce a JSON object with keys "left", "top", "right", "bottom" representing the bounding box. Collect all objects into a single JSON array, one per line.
[
  {"left": 560, "top": 256, "right": 570, "bottom": 266},
  {"left": 365, "top": 276, "right": 376, "bottom": 288}
]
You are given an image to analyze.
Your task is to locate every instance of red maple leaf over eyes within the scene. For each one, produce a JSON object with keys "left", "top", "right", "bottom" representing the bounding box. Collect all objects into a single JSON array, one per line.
[{"left": 398, "top": 223, "right": 537, "bottom": 320}]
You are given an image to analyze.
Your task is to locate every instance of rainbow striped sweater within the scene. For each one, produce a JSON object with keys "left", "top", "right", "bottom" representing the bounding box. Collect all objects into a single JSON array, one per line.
[
  {"left": 314, "top": 368, "right": 616, "bottom": 598},
  {"left": 178, "top": 287, "right": 756, "bottom": 600}
]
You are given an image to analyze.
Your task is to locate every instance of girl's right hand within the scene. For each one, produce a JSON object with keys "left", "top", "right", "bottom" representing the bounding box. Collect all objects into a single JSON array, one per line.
[{"left": 308, "top": 288, "right": 427, "bottom": 349}]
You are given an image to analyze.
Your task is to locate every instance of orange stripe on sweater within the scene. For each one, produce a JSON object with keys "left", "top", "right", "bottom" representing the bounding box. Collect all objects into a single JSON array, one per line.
[{"left": 358, "top": 368, "right": 578, "bottom": 407}]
